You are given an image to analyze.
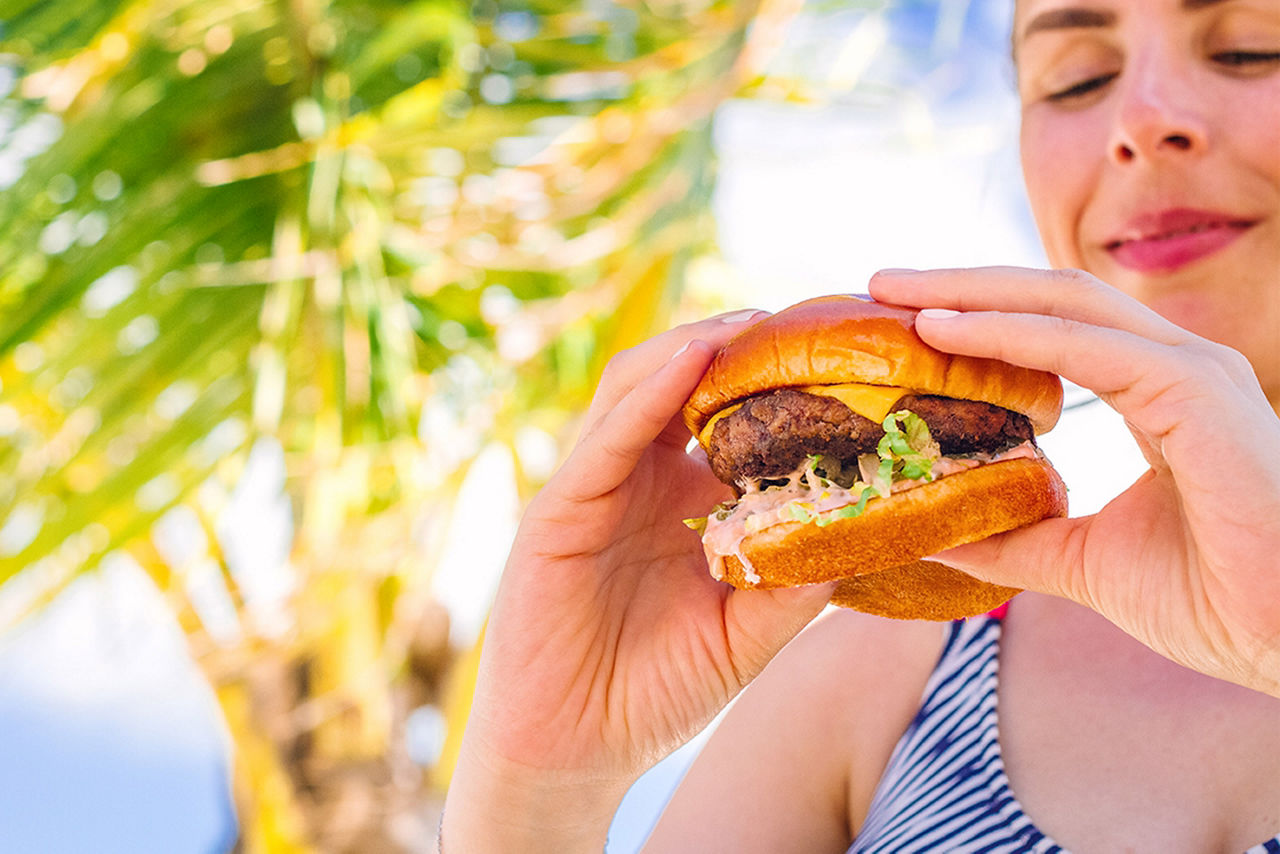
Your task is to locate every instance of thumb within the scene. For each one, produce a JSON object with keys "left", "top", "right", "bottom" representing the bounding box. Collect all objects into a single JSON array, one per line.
[
  {"left": 723, "top": 582, "right": 837, "bottom": 684},
  {"left": 932, "top": 516, "right": 1093, "bottom": 608}
]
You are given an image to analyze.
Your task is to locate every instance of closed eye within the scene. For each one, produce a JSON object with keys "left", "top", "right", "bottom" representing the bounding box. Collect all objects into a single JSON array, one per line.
[
  {"left": 1046, "top": 72, "right": 1118, "bottom": 102},
  {"left": 1212, "top": 50, "right": 1280, "bottom": 66}
]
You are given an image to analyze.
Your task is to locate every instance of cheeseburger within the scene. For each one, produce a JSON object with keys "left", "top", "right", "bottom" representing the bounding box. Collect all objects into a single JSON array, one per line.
[{"left": 681, "top": 295, "right": 1068, "bottom": 621}]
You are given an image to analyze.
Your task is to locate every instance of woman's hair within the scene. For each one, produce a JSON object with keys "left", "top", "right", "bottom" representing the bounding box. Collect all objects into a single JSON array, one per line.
[{"left": 1008, "top": 0, "right": 1024, "bottom": 68}]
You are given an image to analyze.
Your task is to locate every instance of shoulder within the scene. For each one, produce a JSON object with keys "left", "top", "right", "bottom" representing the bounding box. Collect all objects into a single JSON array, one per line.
[
  {"left": 748, "top": 607, "right": 950, "bottom": 743},
  {"left": 774, "top": 610, "right": 950, "bottom": 831},
  {"left": 779, "top": 606, "right": 951, "bottom": 695},
  {"left": 646, "top": 609, "right": 948, "bottom": 851}
]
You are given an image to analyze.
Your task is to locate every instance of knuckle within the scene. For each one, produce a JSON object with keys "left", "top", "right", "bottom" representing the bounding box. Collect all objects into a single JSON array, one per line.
[
  {"left": 1037, "top": 268, "right": 1107, "bottom": 320},
  {"left": 1179, "top": 337, "right": 1250, "bottom": 383},
  {"left": 598, "top": 347, "right": 638, "bottom": 386},
  {"left": 1045, "top": 312, "right": 1080, "bottom": 336},
  {"left": 1045, "top": 266, "right": 1085, "bottom": 286},
  {"left": 1035, "top": 315, "right": 1082, "bottom": 368},
  {"left": 1046, "top": 266, "right": 1104, "bottom": 297},
  {"left": 1217, "top": 344, "right": 1257, "bottom": 384}
]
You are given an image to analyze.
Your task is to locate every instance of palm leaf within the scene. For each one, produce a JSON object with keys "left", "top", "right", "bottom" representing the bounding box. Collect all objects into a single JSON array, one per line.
[{"left": 0, "top": 0, "right": 815, "bottom": 849}]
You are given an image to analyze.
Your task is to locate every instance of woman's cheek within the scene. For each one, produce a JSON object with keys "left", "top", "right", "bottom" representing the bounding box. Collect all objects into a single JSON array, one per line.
[
  {"left": 1020, "top": 110, "right": 1100, "bottom": 270},
  {"left": 1021, "top": 116, "right": 1076, "bottom": 268}
]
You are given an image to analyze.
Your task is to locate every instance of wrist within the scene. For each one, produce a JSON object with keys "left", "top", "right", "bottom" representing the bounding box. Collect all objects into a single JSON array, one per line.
[{"left": 440, "top": 739, "right": 634, "bottom": 854}]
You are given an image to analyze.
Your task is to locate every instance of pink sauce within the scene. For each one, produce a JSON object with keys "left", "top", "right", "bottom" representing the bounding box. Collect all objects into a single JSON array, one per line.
[{"left": 702, "top": 441, "right": 1041, "bottom": 585}]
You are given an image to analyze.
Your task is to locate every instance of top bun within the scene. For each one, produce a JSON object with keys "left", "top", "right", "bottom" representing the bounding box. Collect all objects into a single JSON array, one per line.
[{"left": 683, "top": 296, "right": 1063, "bottom": 436}]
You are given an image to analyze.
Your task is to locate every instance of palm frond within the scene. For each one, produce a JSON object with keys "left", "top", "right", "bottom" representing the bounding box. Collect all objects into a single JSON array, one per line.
[{"left": 0, "top": 0, "right": 806, "bottom": 848}]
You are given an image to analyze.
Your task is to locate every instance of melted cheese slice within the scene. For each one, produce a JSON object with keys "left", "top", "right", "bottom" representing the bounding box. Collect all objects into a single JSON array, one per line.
[
  {"left": 698, "top": 402, "right": 744, "bottom": 446},
  {"left": 795, "top": 383, "right": 910, "bottom": 424},
  {"left": 697, "top": 383, "right": 911, "bottom": 446}
]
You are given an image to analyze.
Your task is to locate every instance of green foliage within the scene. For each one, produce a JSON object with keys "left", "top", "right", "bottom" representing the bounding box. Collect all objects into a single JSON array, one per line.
[
  {"left": 0, "top": 0, "right": 749, "bottom": 603},
  {"left": 0, "top": 0, "right": 767, "bottom": 844}
]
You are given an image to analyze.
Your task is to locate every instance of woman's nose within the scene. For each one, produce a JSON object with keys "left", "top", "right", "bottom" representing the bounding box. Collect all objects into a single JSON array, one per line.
[{"left": 1108, "top": 51, "right": 1209, "bottom": 165}]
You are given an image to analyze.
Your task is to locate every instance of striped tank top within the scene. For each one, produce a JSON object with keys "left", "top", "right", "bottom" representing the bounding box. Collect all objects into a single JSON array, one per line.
[{"left": 848, "top": 614, "right": 1280, "bottom": 854}]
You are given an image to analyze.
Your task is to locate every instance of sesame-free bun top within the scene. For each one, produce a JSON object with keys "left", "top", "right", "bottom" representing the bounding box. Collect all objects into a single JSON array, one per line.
[{"left": 682, "top": 296, "right": 1063, "bottom": 437}]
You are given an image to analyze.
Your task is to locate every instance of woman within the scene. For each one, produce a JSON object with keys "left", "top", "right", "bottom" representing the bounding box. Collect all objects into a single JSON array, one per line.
[{"left": 441, "top": 0, "right": 1280, "bottom": 850}]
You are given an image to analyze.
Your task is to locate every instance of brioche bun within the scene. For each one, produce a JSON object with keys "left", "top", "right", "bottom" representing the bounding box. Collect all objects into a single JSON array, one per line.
[
  {"left": 683, "top": 296, "right": 1063, "bottom": 437},
  {"left": 683, "top": 296, "right": 1067, "bottom": 621},
  {"left": 828, "top": 561, "right": 1021, "bottom": 622},
  {"left": 713, "top": 456, "right": 1066, "bottom": 619}
]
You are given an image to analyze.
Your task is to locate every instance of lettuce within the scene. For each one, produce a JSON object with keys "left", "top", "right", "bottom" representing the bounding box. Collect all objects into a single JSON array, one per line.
[
  {"left": 809, "top": 410, "right": 938, "bottom": 527},
  {"left": 814, "top": 485, "right": 874, "bottom": 527},
  {"left": 877, "top": 410, "right": 939, "bottom": 483},
  {"left": 791, "top": 506, "right": 814, "bottom": 525},
  {"left": 682, "top": 516, "right": 708, "bottom": 535},
  {"left": 683, "top": 498, "right": 737, "bottom": 533},
  {"left": 688, "top": 410, "right": 942, "bottom": 536}
]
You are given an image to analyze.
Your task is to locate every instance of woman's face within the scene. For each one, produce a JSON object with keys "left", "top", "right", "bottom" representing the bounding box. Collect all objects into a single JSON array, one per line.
[{"left": 1014, "top": 0, "right": 1280, "bottom": 396}]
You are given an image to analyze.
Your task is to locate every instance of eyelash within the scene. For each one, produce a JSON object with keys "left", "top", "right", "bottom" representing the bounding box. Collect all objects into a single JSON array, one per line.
[
  {"left": 1212, "top": 50, "right": 1280, "bottom": 66},
  {"left": 1046, "top": 73, "right": 1118, "bottom": 102},
  {"left": 1046, "top": 51, "right": 1280, "bottom": 102}
]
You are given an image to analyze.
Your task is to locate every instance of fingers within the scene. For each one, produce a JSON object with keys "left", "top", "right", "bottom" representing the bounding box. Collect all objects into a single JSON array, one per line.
[
  {"left": 930, "top": 515, "right": 1094, "bottom": 608},
  {"left": 557, "top": 307, "right": 768, "bottom": 501},
  {"left": 552, "top": 338, "right": 717, "bottom": 503},
  {"left": 723, "top": 582, "right": 838, "bottom": 684},
  {"left": 868, "top": 266, "right": 1191, "bottom": 345},
  {"left": 905, "top": 307, "right": 1181, "bottom": 401},
  {"left": 581, "top": 309, "right": 769, "bottom": 435},
  {"left": 868, "top": 282, "right": 1248, "bottom": 444},
  {"left": 868, "top": 263, "right": 1271, "bottom": 481}
]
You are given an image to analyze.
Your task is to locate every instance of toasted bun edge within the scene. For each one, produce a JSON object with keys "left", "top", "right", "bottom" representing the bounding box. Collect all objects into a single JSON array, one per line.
[
  {"left": 715, "top": 456, "right": 1067, "bottom": 591},
  {"left": 682, "top": 296, "right": 1063, "bottom": 437}
]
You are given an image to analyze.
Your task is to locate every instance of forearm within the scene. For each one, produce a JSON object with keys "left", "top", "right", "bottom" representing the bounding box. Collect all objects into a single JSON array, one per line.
[{"left": 439, "top": 742, "right": 633, "bottom": 854}]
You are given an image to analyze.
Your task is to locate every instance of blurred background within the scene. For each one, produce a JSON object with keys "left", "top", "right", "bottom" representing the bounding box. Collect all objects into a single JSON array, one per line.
[{"left": 0, "top": 0, "right": 1144, "bottom": 852}]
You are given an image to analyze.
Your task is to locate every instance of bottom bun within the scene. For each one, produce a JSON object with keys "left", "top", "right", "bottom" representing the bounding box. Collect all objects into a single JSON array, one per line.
[
  {"left": 829, "top": 561, "right": 1020, "bottom": 621},
  {"left": 715, "top": 456, "right": 1066, "bottom": 620}
]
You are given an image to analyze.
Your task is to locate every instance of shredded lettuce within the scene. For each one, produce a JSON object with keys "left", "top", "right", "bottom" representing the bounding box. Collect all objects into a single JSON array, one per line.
[
  {"left": 684, "top": 499, "right": 735, "bottom": 533},
  {"left": 682, "top": 516, "right": 708, "bottom": 534},
  {"left": 692, "top": 410, "right": 943, "bottom": 536},
  {"left": 808, "top": 410, "right": 939, "bottom": 527},
  {"left": 877, "top": 410, "right": 940, "bottom": 483},
  {"left": 789, "top": 503, "right": 814, "bottom": 523},
  {"left": 814, "top": 485, "right": 874, "bottom": 527}
]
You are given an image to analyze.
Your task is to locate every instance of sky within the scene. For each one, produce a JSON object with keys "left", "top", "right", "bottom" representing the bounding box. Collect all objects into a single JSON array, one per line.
[{"left": 0, "top": 558, "right": 235, "bottom": 854}]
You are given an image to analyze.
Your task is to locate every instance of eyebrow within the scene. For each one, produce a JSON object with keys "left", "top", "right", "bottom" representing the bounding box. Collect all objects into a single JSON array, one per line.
[
  {"left": 1021, "top": 7, "right": 1115, "bottom": 42},
  {"left": 1020, "top": 0, "right": 1235, "bottom": 42}
]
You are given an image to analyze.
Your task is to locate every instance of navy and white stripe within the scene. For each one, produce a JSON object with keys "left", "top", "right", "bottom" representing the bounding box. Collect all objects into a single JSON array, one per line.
[
  {"left": 849, "top": 616, "right": 1060, "bottom": 854},
  {"left": 848, "top": 615, "right": 1280, "bottom": 854}
]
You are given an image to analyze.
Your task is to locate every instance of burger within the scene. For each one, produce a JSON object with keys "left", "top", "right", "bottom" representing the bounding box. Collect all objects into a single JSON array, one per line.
[{"left": 680, "top": 295, "right": 1068, "bottom": 621}]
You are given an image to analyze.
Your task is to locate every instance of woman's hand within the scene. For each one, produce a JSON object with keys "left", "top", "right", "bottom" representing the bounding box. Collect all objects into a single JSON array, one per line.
[
  {"left": 441, "top": 310, "right": 836, "bottom": 853},
  {"left": 871, "top": 267, "right": 1280, "bottom": 698}
]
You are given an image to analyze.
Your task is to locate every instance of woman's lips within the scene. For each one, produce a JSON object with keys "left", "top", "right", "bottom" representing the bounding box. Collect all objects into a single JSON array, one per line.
[{"left": 1105, "top": 210, "right": 1255, "bottom": 274}]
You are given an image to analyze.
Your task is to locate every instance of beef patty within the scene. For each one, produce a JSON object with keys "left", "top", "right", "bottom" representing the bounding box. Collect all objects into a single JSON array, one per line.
[{"left": 705, "top": 388, "right": 1034, "bottom": 489}]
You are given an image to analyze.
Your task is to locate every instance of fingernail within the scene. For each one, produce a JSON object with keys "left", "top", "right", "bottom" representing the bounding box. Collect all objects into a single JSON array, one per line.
[
  {"left": 919, "top": 308, "right": 961, "bottom": 320},
  {"left": 876, "top": 268, "right": 919, "bottom": 276},
  {"left": 670, "top": 340, "right": 694, "bottom": 359},
  {"left": 718, "top": 309, "right": 767, "bottom": 324}
]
